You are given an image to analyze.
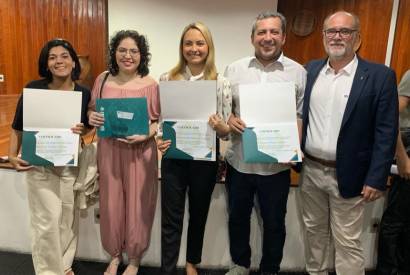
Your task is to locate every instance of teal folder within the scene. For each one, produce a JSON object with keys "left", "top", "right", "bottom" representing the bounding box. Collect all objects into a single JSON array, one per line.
[
  {"left": 162, "top": 121, "right": 194, "bottom": 160},
  {"left": 242, "top": 128, "right": 278, "bottom": 163},
  {"left": 242, "top": 128, "right": 299, "bottom": 163},
  {"left": 96, "top": 98, "right": 149, "bottom": 138},
  {"left": 21, "top": 131, "right": 74, "bottom": 166}
]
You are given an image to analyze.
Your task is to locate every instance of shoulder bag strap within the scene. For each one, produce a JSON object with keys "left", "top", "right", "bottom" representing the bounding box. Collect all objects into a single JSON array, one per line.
[
  {"left": 87, "top": 72, "right": 110, "bottom": 144},
  {"left": 99, "top": 71, "right": 110, "bottom": 98}
]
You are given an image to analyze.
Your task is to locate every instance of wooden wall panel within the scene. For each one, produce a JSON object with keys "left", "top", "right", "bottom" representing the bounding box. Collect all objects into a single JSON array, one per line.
[
  {"left": 278, "top": 0, "right": 393, "bottom": 66},
  {"left": 0, "top": 0, "right": 108, "bottom": 95},
  {"left": 0, "top": 0, "right": 107, "bottom": 156},
  {"left": 0, "top": 95, "right": 19, "bottom": 156},
  {"left": 390, "top": 0, "right": 410, "bottom": 82}
]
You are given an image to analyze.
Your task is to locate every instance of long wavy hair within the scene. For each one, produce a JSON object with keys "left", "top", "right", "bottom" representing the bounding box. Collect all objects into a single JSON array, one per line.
[
  {"left": 169, "top": 22, "right": 217, "bottom": 80},
  {"left": 108, "top": 30, "right": 151, "bottom": 77}
]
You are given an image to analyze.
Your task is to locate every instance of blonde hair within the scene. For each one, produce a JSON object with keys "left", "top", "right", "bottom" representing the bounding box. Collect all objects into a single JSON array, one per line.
[{"left": 169, "top": 22, "right": 217, "bottom": 80}]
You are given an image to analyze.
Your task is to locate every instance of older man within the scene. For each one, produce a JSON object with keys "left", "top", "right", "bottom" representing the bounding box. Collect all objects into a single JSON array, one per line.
[
  {"left": 224, "top": 11, "right": 306, "bottom": 275},
  {"left": 299, "top": 11, "right": 398, "bottom": 275}
]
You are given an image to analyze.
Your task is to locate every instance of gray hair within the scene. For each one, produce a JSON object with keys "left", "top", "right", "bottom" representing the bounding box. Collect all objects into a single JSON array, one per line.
[
  {"left": 323, "top": 11, "right": 361, "bottom": 31},
  {"left": 251, "top": 11, "right": 287, "bottom": 36}
]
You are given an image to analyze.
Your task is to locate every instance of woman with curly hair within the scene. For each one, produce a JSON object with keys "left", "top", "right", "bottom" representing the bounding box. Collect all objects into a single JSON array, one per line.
[{"left": 88, "top": 30, "right": 160, "bottom": 275}]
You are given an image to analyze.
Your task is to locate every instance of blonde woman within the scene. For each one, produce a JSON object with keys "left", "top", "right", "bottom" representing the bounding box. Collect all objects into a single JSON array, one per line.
[{"left": 157, "top": 22, "right": 232, "bottom": 275}]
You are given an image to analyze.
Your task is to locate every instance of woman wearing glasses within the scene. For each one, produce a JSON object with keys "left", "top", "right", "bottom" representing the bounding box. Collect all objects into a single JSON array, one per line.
[
  {"left": 157, "top": 22, "right": 232, "bottom": 275},
  {"left": 88, "top": 30, "right": 160, "bottom": 275},
  {"left": 8, "top": 39, "right": 90, "bottom": 275}
]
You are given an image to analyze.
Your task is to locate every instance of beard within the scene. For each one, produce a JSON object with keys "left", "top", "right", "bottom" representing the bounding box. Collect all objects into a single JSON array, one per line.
[
  {"left": 325, "top": 42, "right": 351, "bottom": 60},
  {"left": 328, "top": 47, "right": 346, "bottom": 59},
  {"left": 323, "top": 33, "right": 358, "bottom": 61}
]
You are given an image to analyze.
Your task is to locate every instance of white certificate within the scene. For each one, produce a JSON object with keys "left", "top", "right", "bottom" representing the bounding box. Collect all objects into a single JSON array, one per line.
[
  {"left": 34, "top": 130, "right": 79, "bottom": 166},
  {"left": 159, "top": 80, "right": 217, "bottom": 120},
  {"left": 163, "top": 120, "right": 216, "bottom": 161},
  {"left": 239, "top": 83, "right": 302, "bottom": 163},
  {"left": 239, "top": 82, "right": 297, "bottom": 125},
  {"left": 23, "top": 88, "right": 82, "bottom": 129},
  {"left": 159, "top": 81, "right": 217, "bottom": 161},
  {"left": 22, "top": 89, "right": 82, "bottom": 166}
]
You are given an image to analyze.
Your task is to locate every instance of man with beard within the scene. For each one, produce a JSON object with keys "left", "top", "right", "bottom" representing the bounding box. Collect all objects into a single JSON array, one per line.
[
  {"left": 299, "top": 11, "right": 398, "bottom": 275},
  {"left": 224, "top": 11, "right": 306, "bottom": 275}
]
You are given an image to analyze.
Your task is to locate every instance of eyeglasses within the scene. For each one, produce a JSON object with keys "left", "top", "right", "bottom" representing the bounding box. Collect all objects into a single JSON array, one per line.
[
  {"left": 117, "top": 47, "right": 140, "bottom": 56},
  {"left": 323, "top": 28, "right": 357, "bottom": 39}
]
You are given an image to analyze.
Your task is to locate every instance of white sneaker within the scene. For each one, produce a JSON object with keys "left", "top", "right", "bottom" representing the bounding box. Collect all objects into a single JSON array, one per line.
[{"left": 225, "top": 264, "right": 250, "bottom": 275}]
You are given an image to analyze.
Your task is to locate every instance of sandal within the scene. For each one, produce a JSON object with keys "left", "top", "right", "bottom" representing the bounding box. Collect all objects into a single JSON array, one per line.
[
  {"left": 104, "top": 257, "right": 121, "bottom": 275},
  {"left": 64, "top": 267, "right": 75, "bottom": 275},
  {"left": 186, "top": 262, "right": 198, "bottom": 275},
  {"left": 122, "top": 264, "right": 138, "bottom": 275}
]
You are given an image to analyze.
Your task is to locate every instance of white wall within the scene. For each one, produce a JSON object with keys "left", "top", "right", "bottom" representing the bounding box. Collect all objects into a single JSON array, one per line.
[
  {"left": 0, "top": 169, "right": 385, "bottom": 270},
  {"left": 108, "top": 0, "right": 277, "bottom": 79},
  {"left": 0, "top": 2, "right": 389, "bottom": 270}
]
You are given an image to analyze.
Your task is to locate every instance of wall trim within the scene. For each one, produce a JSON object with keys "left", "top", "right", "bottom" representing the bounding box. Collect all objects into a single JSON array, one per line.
[{"left": 385, "top": 0, "right": 400, "bottom": 66}]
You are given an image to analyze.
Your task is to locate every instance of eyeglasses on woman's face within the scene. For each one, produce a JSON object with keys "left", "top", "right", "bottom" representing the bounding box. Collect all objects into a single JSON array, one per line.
[{"left": 116, "top": 47, "right": 140, "bottom": 57}]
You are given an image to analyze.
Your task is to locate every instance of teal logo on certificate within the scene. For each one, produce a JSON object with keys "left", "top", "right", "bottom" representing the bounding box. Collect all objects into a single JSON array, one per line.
[
  {"left": 242, "top": 124, "right": 301, "bottom": 163},
  {"left": 22, "top": 130, "right": 78, "bottom": 166},
  {"left": 238, "top": 82, "right": 302, "bottom": 163},
  {"left": 96, "top": 98, "right": 149, "bottom": 138},
  {"left": 21, "top": 88, "right": 82, "bottom": 166},
  {"left": 162, "top": 120, "right": 216, "bottom": 161}
]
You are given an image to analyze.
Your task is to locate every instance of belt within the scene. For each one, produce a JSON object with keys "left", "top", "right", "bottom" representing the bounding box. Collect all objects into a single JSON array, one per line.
[{"left": 305, "top": 152, "right": 336, "bottom": 168}]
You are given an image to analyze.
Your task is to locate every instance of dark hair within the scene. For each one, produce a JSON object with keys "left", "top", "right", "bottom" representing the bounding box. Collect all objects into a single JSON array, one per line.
[
  {"left": 38, "top": 38, "right": 81, "bottom": 82},
  {"left": 108, "top": 30, "right": 151, "bottom": 77},
  {"left": 251, "top": 11, "right": 287, "bottom": 37}
]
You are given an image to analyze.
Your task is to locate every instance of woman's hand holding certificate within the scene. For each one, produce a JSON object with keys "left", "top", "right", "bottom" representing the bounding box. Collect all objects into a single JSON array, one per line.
[
  {"left": 209, "top": 114, "right": 230, "bottom": 137},
  {"left": 71, "top": 123, "right": 85, "bottom": 135},
  {"left": 227, "top": 114, "right": 246, "bottom": 134},
  {"left": 9, "top": 156, "right": 33, "bottom": 171},
  {"left": 117, "top": 135, "right": 148, "bottom": 145},
  {"left": 88, "top": 111, "right": 105, "bottom": 127},
  {"left": 157, "top": 138, "right": 172, "bottom": 154}
]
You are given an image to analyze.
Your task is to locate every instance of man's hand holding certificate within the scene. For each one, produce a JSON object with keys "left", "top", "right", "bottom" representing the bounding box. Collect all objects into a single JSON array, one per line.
[{"left": 238, "top": 82, "right": 302, "bottom": 163}]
